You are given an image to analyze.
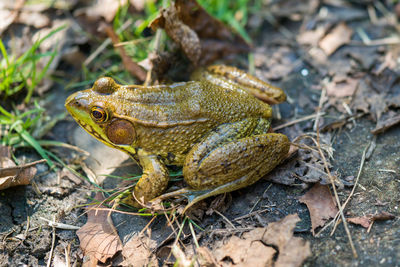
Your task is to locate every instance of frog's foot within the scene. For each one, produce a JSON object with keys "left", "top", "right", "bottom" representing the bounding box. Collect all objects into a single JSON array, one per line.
[
  {"left": 153, "top": 156, "right": 283, "bottom": 213},
  {"left": 150, "top": 187, "right": 213, "bottom": 212}
]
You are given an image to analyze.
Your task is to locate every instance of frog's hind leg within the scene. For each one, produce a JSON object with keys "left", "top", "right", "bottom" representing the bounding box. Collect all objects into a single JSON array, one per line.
[
  {"left": 191, "top": 65, "right": 286, "bottom": 104},
  {"left": 180, "top": 121, "right": 290, "bottom": 212}
]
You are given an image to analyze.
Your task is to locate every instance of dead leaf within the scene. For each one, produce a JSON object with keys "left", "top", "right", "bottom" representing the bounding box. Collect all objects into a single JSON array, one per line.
[
  {"left": 151, "top": 0, "right": 249, "bottom": 66},
  {"left": 214, "top": 214, "right": 310, "bottom": 267},
  {"left": 268, "top": 136, "right": 343, "bottom": 188},
  {"left": 16, "top": 11, "right": 50, "bottom": 28},
  {"left": 0, "top": 145, "right": 45, "bottom": 190},
  {"left": 101, "top": 22, "right": 147, "bottom": 82},
  {"left": 326, "top": 76, "right": 359, "bottom": 97},
  {"left": 121, "top": 232, "right": 158, "bottom": 267},
  {"left": 76, "top": 192, "right": 122, "bottom": 264},
  {"left": 151, "top": 4, "right": 201, "bottom": 65},
  {"left": 297, "top": 26, "right": 327, "bottom": 46},
  {"left": 319, "top": 23, "right": 353, "bottom": 56},
  {"left": 348, "top": 212, "right": 395, "bottom": 229},
  {"left": 347, "top": 216, "right": 370, "bottom": 228},
  {"left": 299, "top": 184, "right": 338, "bottom": 235},
  {"left": 0, "top": 0, "right": 25, "bottom": 36},
  {"left": 215, "top": 234, "right": 275, "bottom": 267},
  {"left": 262, "top": 214, "right": 311, "bottom": 267},
  {"left": 75, "top": 0, "right": 128, "bottom": 23},
  {"left": 371, "top": 113, "right": 400, "bottom": 135},
  {"left": 196, "top": 247, "right": 220, "bottom": 267}
]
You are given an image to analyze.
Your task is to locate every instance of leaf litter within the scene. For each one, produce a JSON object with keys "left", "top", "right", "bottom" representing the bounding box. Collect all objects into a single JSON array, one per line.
[
  {"left": 76, "top": 192, "right": 122, "bottom": 264},
  {"left": 0, "top": 145, "right": 45, "bottom": 190},
  {"left": 214, "top": 214, "right": 311, "bottom": 267}
]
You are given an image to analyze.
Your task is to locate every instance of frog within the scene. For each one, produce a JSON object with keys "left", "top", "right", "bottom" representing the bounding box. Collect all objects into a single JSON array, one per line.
[{"left": 65, "top": 65, "right": 290, "bottom": 211}]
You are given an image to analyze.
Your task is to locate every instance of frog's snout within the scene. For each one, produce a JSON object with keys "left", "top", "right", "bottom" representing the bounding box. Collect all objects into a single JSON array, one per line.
[{"left": 65, "top": 91, "right": 88, "bottom": 108}]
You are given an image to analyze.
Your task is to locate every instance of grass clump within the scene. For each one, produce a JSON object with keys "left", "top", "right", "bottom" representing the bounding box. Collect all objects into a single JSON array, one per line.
[{"left": 0, "top": 26, "right": 65, "bottom": 103}]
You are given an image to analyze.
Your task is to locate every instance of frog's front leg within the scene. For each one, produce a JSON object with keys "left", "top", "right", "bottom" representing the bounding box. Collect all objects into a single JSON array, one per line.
[
  {"left": 181, "top": 118, "right": 290, "bottom": 210},
  {"left": 131, "top": 149, "right": 169, "bottom": 207}
]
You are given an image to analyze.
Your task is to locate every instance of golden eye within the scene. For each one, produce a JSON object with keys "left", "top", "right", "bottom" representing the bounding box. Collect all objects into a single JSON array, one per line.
[{"left": 91, "top": 106, "right": 108, "bottom": 122}]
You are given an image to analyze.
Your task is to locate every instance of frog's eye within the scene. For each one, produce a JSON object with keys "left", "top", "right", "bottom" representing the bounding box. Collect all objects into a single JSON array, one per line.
[{"left": 90, "top": 106, "right": 108, "bottom": 123}]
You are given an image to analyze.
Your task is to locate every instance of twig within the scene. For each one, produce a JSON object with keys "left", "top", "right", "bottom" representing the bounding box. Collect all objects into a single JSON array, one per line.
[
  {"left": 273, "top": 112, "right": 326, "bottom": 131},
  {"left": 214, "top": 210, "right": 236, "bottom": 229},
  {"left": 65, "top": 243, "right": 71, "bottom": 267},
  {"left": 84, "top": 19, "right": 133, "bottom": 66},
  {"left": 329, "top": 142, "right": 370, "bottom": 236},
  {"left": 139, "top": 215, "right": 157, "bottom": 235},
  {"left": 102, "top": 22, "right": 147, "bottom": 81},
  {"left": 249, "top": 184, "right": 272, "bottom": 213},
  {"left": 314, "top": 131, "right": 358, "bottom": 258},
  {"left": 233, "top": 207, "right": 274, "bottom": 221},
  {"left": 313, "top": 87, "right": 326, "bottom": 131},
  {"left": 40, "top": 217, "right": 80, "bottom": 230},
  {"left": 46, "top": 216, "right": 57, "bottom": 267}
]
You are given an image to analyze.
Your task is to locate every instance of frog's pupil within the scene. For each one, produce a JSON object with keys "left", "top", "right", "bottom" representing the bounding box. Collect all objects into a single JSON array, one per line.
[{"left": 93, "top": 110, "right": 103, "bottom": 119}]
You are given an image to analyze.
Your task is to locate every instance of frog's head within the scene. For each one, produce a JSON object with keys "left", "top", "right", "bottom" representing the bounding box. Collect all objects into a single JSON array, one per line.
[{"left": 65, "top": 77, "right": 136, "bottom": 153}]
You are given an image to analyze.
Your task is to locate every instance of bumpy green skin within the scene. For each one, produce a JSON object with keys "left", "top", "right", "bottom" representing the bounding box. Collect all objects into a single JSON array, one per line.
[{"left": 65, "top": 65, "right": 290, "bottom": 208}]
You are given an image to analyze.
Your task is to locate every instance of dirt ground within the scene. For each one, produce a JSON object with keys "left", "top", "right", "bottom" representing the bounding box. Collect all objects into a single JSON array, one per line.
[{"left": 1, "top": 1, "right": 400, "bottom": 266}]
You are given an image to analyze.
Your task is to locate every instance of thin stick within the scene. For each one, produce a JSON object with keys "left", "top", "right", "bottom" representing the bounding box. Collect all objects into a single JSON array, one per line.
[
  {"left": 46, "top": 217, "right": 57, "bottom": 267},
  {"left": 65, "top": 243, "right": 71, "bottom": 267},
  {"left": 330, "top": 142, "right": 369, "bottom": 236},
  {"left": 313, "top": 87, "right": 326, "bottom": 131},
  {"left": 40, "top": 217, "right": 80, "bottom": 230},
  {"left": 313, "top": 132, "right": 358, "bottom": 258},
  {"left": 273, "top": 112, "right": 326, "bottom": 131},
  {"left": 214, "top": 210, "right": 236, "bottom": 229},
  {"left": 139, "top": 215, "right": 157, "bottom": 235},
  {"left": 84, "top": 19, "right": 133, "bottom": 66}
]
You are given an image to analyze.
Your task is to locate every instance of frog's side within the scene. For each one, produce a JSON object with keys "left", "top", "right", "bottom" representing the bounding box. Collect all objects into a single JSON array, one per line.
[{"left": 65, "top": 65, "right": 290, "bottom": 210}]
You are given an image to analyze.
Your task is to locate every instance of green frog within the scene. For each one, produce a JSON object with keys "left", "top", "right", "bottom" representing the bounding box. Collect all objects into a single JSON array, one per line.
[{"left": 65, "top": 65, "right": 290, "bottom": 211}]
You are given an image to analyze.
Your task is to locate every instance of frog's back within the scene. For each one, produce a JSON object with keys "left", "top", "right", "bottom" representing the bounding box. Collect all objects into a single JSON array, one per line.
[
  {"left": 116, "top": 81, "right": 272, "bottom": 125},
  {"left": 114, "top": 81, "right": 272, "bottom": 164}
]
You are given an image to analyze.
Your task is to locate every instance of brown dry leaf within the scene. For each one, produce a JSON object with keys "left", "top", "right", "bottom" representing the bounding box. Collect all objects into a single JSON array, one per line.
[
  {"left": 319, "top": 23, "right": 353, "bottom": 56},
  {"left": 16, "top": 11, "right": 50, "bottom": 28},
  {"left": 76, "top": 192, "right": 122, "bottom": 264},
  {"left": 371, "top": 113, "right": 400, "bottom": 135},
  {"left": 214, "top": 214, "right": 310, "bottom": 267},
  {"left": 151, "top": 0, "right": 249, "bottom": 66},
  {"left": 101, "top": 22, "right": 147, "bottom": 82},
  {"left": 299, "top": 184, "right": 338, "bottom": 235},
  {"left": 0, "top": 146, "right": 44, "bottom": 190},
  {"left": 0, "top": 0, "right": 25, "bottom": 36},
  {"left": 121, "top": 232, "right": 158, "bottom": 267},
  {"left": 262, "top": 214, "right": 311, "bottom": 267},
  {"left": 348, "top": 212, "right": 396, "bottom": 229},
  {"left": 347, "top": 216, "right": 370, "bottom": 228},
  {"left": 151, "top": 4, "right": 201, "bottom": 65},
  {"left": 215, "top": 234, "right": 275, "bottom": 267},
  {"left": 196, "top": 247, "right": 220, "bottom": 267},
  {"left": 297, "top": 26, "right": 327, "bottom": 46},
  {"left": 326, "top": 75, "right": 359, "bottom": 97},
  {"left": 268, "top": 135, "right": 342, "bottom": 188},
  {"left": 75, "top": 0, "right": 128, "bottom": 22}
]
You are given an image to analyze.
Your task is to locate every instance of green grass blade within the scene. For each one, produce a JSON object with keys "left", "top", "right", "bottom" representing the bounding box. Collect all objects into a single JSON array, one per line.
[{"left": 19, "top": 130, "right": 55, "bottom": 169}]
